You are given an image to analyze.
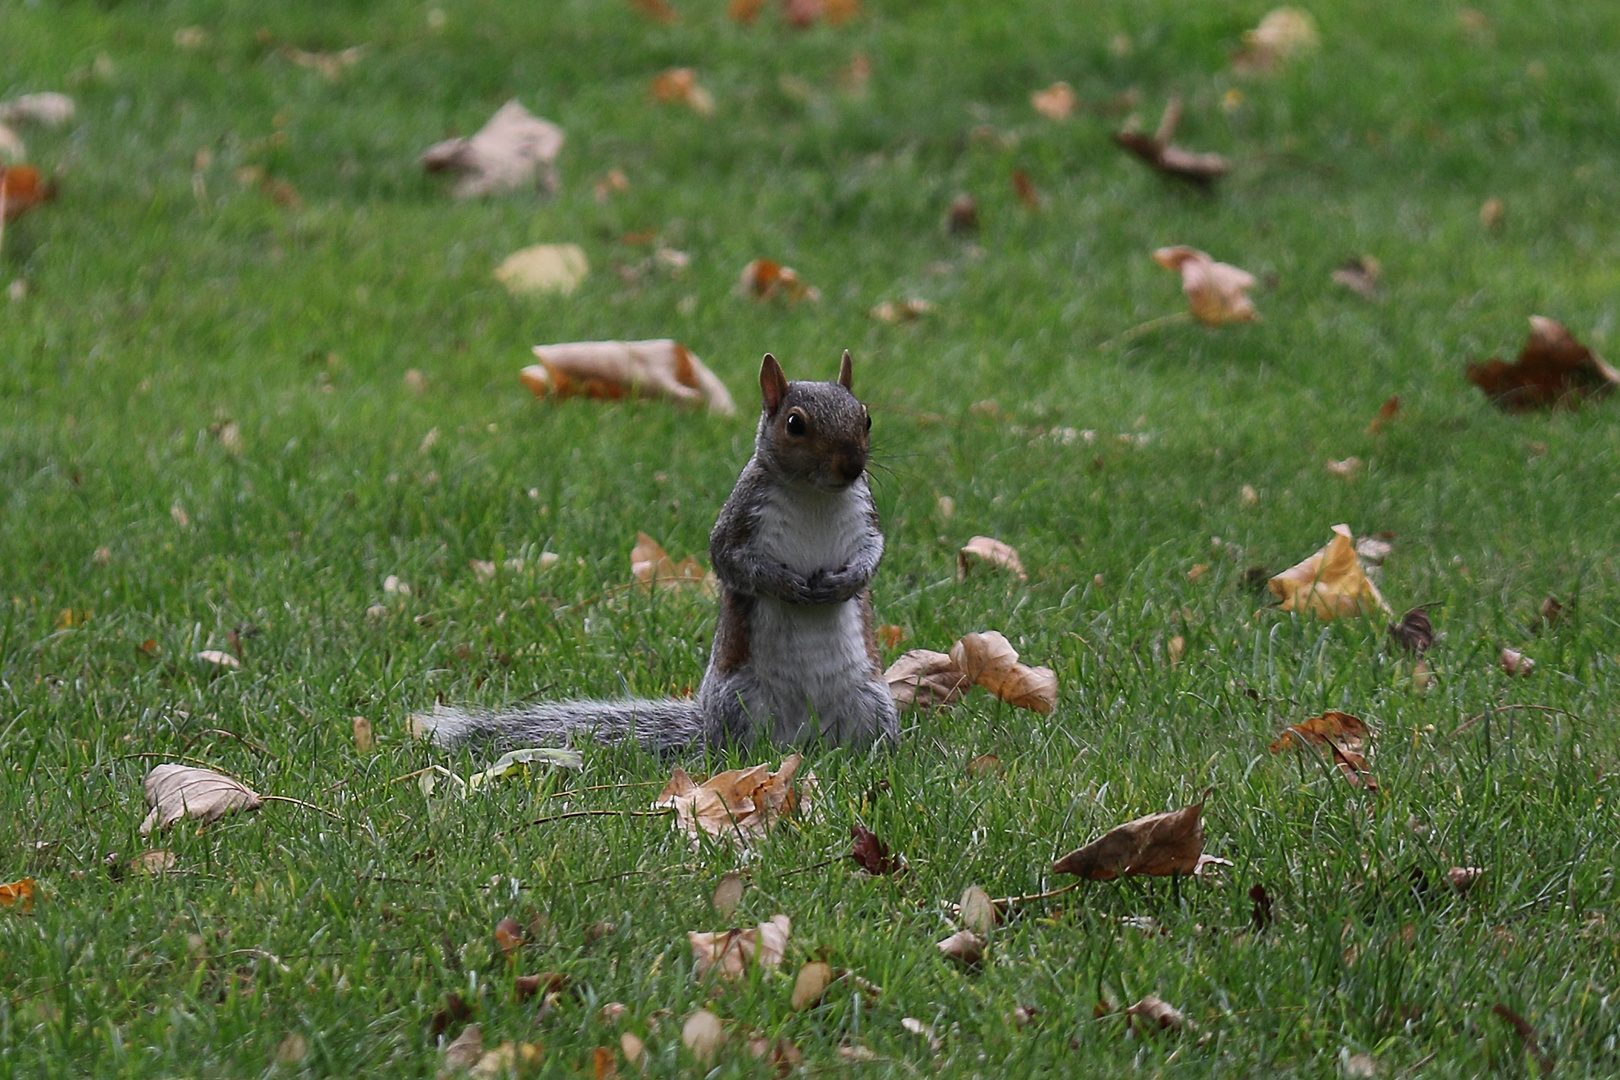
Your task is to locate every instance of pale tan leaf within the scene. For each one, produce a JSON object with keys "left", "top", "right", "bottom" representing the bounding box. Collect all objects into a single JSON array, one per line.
[
  {"left": 870, "top": 298, "right": 934, "bottom": 323},
  {"left": 1030, "top": 81, "right": 1077, "bottom": 121},
  {"left": 494, "top": 244, "right": 588, "bottom": 297},
  {"left": 196, "top": 649, "right": 239, "bottom": 668},
  {"left": 949, "top": 631, "right": 1058, "bottom": 713},
  {"left": 791, "top": 961, "right": 834, "bottom": 1010},
  {"left": 681, "top": 1009, "right": 724, "bottom": 1061},
  {"left": 0, "top": 93, "right": 76, "bottom": 128},
  {"left": 901, "top": 1017, "right": 942, "bottom": 1050},
  {"left": 651, "top": 69, "right": 714, "bottom": 115},
  {"left": 1268, "top": 524, "right": 1391, "bottom": 618},
  {"left": 936, "top": 929, "right": 985, "bottom": 966},
  {"left": 523, "top": 339, "right": 736, "bottom": 415},
  {"left": 1125, "top": 994, "right": 1188, "bottom": 1032},
  {"left": 627, "top": 531, "right": 720, "bottom": 595},
  {"left": 352, "top": 716, "right": 375, "bottom": 753},
  {"left": 619, "top": 1033, "right": 645, "bottom": 1067},
  {"left": 140, "top": 764, "right": 262, "bottom": 837},
  {"left": 274, "top": 1032, "right": 308, "bottom": 1065},
  {"left": 1053, "top": 795, "right": 1217, "bottom": 880},
  {"left": 883, "top": 649, "right": 970, "bottom": 708},
  {"left": 131, "top": 849, "right": 177, "bottom": 874},
  {"left": 441, "top": 1024, "right": 483, "bottom": 1071},
  {"left": 957, "top": 536, "right": 1028, "bottom": 582},
  {"left": 958, "top": 885, "right": 998, "bottom": 936},
  {"left": 655, "top": 757, "right": 809, "bottom": 847},
  {"left": 711, "top": 871, "right": 743, "bottom": 918},
  {"left": 281, "top": 45, "right": 366, "bottom": 81},
  {"left": 420, "top": 100, "right": 563, "bottom": 198},
  {"left": 1500, "top": 647, "right": 1535, "bottom": 675},
  {"left": 1153, "top": 246, "right": 1258, "bottom": 325}
]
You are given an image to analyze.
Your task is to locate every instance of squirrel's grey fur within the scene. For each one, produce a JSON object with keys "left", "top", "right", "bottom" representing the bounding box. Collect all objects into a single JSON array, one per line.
[{"left": 421, "top": 351, "right": 900, "bottom": 754}]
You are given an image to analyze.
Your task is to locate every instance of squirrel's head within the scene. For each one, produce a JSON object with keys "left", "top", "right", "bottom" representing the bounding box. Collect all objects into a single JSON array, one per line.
[{"left": 756, "top": 350, "right": 871, "bottom": 490}]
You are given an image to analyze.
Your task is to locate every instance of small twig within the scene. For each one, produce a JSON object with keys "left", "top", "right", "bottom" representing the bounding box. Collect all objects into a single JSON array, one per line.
[
  {"left": 989, "top": 880, "right": 1084, "bottom": 910},
  {"left": 1452, "top": 704, "right": 1576, "bottom": 737},
  {"left": 1099, "top": 311, "right": 1193, "bottom": 350},
  {"left": 181, "top": 728, "right": 279, "bottom": 759},
  {"left": 260, "top": 794, "right": 343, "bottom": 821}
]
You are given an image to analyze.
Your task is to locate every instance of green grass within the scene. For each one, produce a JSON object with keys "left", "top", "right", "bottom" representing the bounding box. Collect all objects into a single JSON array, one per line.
[{"left": 5, "top": 0, "right": 1620, "bottom": 1075}]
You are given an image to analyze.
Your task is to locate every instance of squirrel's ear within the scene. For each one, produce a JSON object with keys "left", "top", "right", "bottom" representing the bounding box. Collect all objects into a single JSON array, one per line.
[
  {"left": 837, "top": 349, "right": 854, "bottom": 391},
  {"left": 760, "top": 354, "right": 788, "bottom": 413}
]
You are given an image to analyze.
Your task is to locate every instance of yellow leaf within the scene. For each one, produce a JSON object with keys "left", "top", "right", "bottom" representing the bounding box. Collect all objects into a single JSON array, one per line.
[{"left": 1268, "top": 524, "right": 1391, "bottom": 618}]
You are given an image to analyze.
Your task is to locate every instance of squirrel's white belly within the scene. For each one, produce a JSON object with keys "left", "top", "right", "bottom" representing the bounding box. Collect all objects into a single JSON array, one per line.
[
  {"left": 750, "top": 596, "right": 872, "bottom": 743},
  {"left": 754, "top": 485, "right": 865, "bottom": 575}
]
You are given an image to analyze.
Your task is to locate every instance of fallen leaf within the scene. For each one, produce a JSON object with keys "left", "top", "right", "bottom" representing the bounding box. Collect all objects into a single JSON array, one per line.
[
  {"left": 590, "top": 1044, "right": 617, "bottom": 1078},
  {"left": 1344, "top": 1053, "right": 1378, "bottom": 1078},
  {"left": 949, "top": 631, "right": 1058, "bottom": 713},
  {"left": 1466, "top": 317, "right": 1618, "bottom": 412},
  {"left": 1388, "top": 607, "right": 1433, "bottom": 654},
  {"left": 1, "top": 164, "right": 55, "bottom": 223},
  {"left": 735, "top": 258, "right": 819, "bottom": 303},
  {"left": 1270, "top": 711, "right": 1377, "bottom": 788},
  {"left": 876, "top": 624, "right": 906, "bottom": 648},
  {"left": 1500, "top": 648, "right": 1534, "bottom": 676},
  {"left": 901, "top": 1017, "right": 942, "bottom": 1050},
  {"left": 1167, "top": 634, "right": 1186, "bottom": 666},
  {"left": 1538, "top": 595, "right": 1565, "bottom": 627},
  {"left": 958, "top": 885, "right": 998, "bottom": 935},
  {"left": 957, "top": 537, "right": 1028, "bottom": 582},
  {"left": 1325, "top": 456, "right": 1363, "bottom": 479},
  {"left": 275, "top": 1032, "right": 308, "bottom": 1065},
  {"left": 1249, "top": 883, "right": 1273, "bottom": 930},
  {"left": 712, "top": 870, "right": 744, "bottom": 918},
  {"left": 782, "top": 0, "right": 861, "bottom": 27},
  {"left": 1125, "top": 995, "right": 1188, "bottom": 1033},
  {"left": 849, "top": 825, "right": 899, "bottom": 875},
  {"left": 140, "top": 764, "right": 263, "bottom": 836},
  {"left": 1240, "top": 484, "right": 1260, "bottom": 506},
  {"left": 965, "top": 753, "right": 1003, "bottom": 778},
  {"left": 936, "top": 929, "right": 985, "bottom": 966},
  {"left": 1448, "top": 866, "right": 1485, "bottom": 893},
  {"left": 468, "top": 1040, "right": 543, "bottom": 1079},
  {"left": 196, "top": 649, "right": 239, "bottom": 669},
  {"left": 1153, "top": 246, "right": 1258, "bottom": 325},
  {"left": 1011, "top": 167, "right": 1041, "bottom": 209},
  {"left": 384, "top": 574, "right": 410, "bottom": 595},
  {"left": 1030, "top": 81, "right": 1077, "bottom": 120},
  {"left": 1053, "top": 794, "right": 1228, "bottom": 879},
  {"left": 839, "top": 52, "right": 872, "bottom": 96},
  {"left": 791, "top": 961, "right": 834, "bottom": 1010},
  {"left": 1114, "top": 99, "right": 1228, "bottom": 187},
  {"left": 1355, "top": 536, "right": 1392, "bottom": 565},
  {"left": 514, "top": 972, "right": 567, "bottom": 1001},
  {"left": 728, "top": 0, "right": 768, "bottom": 22},
  {"left": 629, "top": 532, "right": 719, "bottom": 594},
  {"left": 681, "top": 1009, "right": 724, "bottom": 1061},
  {"left": 838, "top": 1044, "right": 879, "bottom": 1062},
  {"left": 651, "top": 68, "right": 714, "bottom": 115},
  {"left": 522, "top": 339, "right": 736, "bottom": 415},
  {"left": 630, "top": 0, "right": 677, "bottom": 23},
  {"left": 1232, "top": 7, "right": 1319, "bottom": 72},
  {"left": 1332, "top": 256, "right": 1380, "bottom": 298},
  {"left": 947, "top": 194, "right": 979, "bottom": 235},
  {"left": 746, "top": 1035, "right": 803, "bottom": 1074},
  {"left": 654, "top": 755, "right": 814, "bottom": 847},
  {"left": 619, "top": 1032, "right": 645, "bottom": 1067},
  {"left": 0, "top": 877, "right": 37, "bottom": 912},
  {"left": 494, "top": 244, "right": 589, "bottom": 297},
  {"left": 870, "top": 298, "right": 934, "bottom": 323},
  {"left": 1367, "top": 394, "right": 1401, "bottom": 434},
  {"left": 280, "top": 45, "right": 365, "bottom": 81},
  {"left": 1480, "top": 196, "right": 1505, "bottom": 230},
  {"left": 1268, "top": 524, "right": 1391, "bottom": 618},
  {"left": 466, "top": 747, "right": 585, "bottom": 791},
  {"left": 1492, "top": 1004, "right": 1554, "bottom": 1077},
  {"left": 1010, "top": 1004, "right": 1039, "bottom": 1027},
  {"left": 131, "top": 849, "right": 177, "bottom": 874},
  {"left": 883, "top": 649, "right": 971, "bottom": 708},
  {"left": 442, "top": 1023, "right": 484, "bottom": 1071},
  {"left": 352, "top": 716, "right": 375, "bottom": 753},
  {"left": 494, "top": 918, "right": 525, "bottom": 958}
]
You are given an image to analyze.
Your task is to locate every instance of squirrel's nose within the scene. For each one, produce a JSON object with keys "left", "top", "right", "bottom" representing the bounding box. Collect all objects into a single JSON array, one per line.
[{"left": 834, "top": 453, "right": 866, "bottom": 484}]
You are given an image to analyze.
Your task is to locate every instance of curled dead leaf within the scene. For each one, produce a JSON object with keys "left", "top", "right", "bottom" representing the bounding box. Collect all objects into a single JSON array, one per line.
[
  {"left": 651, "top": 69, "right": 714, "bottom": 115},
  {"left": 514, "top": 972, "right": 567, "bottom": 1001},
  {"left": 1448, "top": 866, "right": 1485, "bottom": 893},
  {"left": 849, "top": 825, "right": 899, "bottom": 875},
  {"left": 1153, "top": 246, "right": 1257, "bottom": 325},
  {"left": 1325, "top": 457, "right": 1363, "bottom": 479},
  {"left": 883, "top": 649, "right": 970, "bottom": 709},
  {"left": 958, "top": 536, "right": 1028, "bottom": 582},
  {"left": 936, "top": 929, "right": 985, "bottom": 967},
  {"left": 352, "top": 715, "right": 375, "bottom": 753},
  {"left": 1389, "top": 607, "right": 1433, "bottom": 654},
  {"left": 1332, "top": 256, "right": 1381, "bottom": 298},
  {"left": 441, "top": 1024, "right": 484, "bottom": 1071},
  {"left": 630, "top": 532, "right": 719, "bottom": 594},
  {"left": 140, "top": 764, "right": 262, "bottom": 836},
  {"left": 1500, "top": 648, "right": 1534, "bottom": 676},
  {"left": 1053, "top": 794, "right": 1228, "bottom": 880},
  {"left": 791, "top": 961, "right": 834, "bottom": 1011},
  {"left": 1232, "top": 7, "right": 1319, "bottom": 72},
  {"left": 901, "top": 1017, "right": 942, "bottom": 1050},
  {"left": 958, "top": 885, "right": 998, "bottom": 935},
  {"left": 681, "top": 1009, "right": 724, "bottom": 1061},
  {"left": 950, "top": 631, "right": 1057, "bottom": 714},
  {"left": 1011, "top": 167, "right": 1041, "bottom": 209},
  {"left": 1126, "top": 994, "right": 1189, "bottom": 1033},
  {"left": 421, "top": 101, "right": 563, "bottom": 199},
  {"left": 654, "top": 755, "right": 813, "bottom": 847},
  {"left": 0, "top": 877, "right": 37, "bottom": 912},
  {"left": 688, "top": 914, "right": 790, "bottom": 979},
  {"left": 197, "top": 649, "right": 240, "bottom": 668},
  {"left": 523, "top": 339, "right": 736, "bottom": 415},
  {"left": 1270, "top": 712, "right": 1377, "bottom": 788},
  {"left": 1030, "top": 81, "right": 1077, "bottom": 121},
  {"left": 1367, "top": 394, "right": 1401, "bottom": 434},
  {"left": 494, "top": 918, "right": 525, "bottom": 958},
  {"left": 736, "top": 258, "right": 819, "bottom": 303},
  {"left": 0, "top": 164, "right": 54, "bottom": 223},
  {"left": 711, "top": 870, "right": 745, "bottom": 919},
  {"left": 1466, "top": 317, "right": 1618, "bottom": 412},
  {"left": 947, "top": 194, "right": 979, "bottom": 235},
  {"left": 1268, "top": 524, "right": 1391, "bottom": 618},
  {"left": 1115, "top": 99, "right": 1228, "bottom": 187}
]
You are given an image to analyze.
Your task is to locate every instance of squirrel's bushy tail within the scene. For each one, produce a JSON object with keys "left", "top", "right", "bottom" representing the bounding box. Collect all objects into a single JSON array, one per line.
[{"left": 418, "top": 698, "right": 704, "bottom": 754}]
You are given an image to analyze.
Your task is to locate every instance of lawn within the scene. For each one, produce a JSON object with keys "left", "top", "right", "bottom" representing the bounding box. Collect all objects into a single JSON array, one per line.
[{"left": 4, "top": 0, "right": 1620, "bottom": 1075}]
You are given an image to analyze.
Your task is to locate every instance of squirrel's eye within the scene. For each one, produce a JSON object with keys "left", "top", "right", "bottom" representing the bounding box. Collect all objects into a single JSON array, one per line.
[
  {"left": 785, "top": 412, "right": 808, "bottom": 436},
  {"left": 864, "top": 409, "right": 871, "bottom": 432}
]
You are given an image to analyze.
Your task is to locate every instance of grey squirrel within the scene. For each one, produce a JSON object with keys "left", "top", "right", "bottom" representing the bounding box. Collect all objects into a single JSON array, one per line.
[{"left": 421, "top": 351, "right": 900, "bottom": 753}]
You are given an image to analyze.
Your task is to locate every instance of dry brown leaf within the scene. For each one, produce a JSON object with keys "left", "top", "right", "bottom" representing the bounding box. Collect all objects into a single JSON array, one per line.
[
  {"left": 523, "top": 339, "right": 736, "bottom": 415},
  {"left": 1388, "top": 606, "right": 1433, "bottom": 654},
  {"left": 468, "top": 1040, "right": 543, "bottom": 1079},
  {"left": 728, "top": 0, "right": 768, "bottom": 23},
  {"left": 1480, "top": 196, "right": 1505, "bottom": 229},
  {"left": 421, "top": 100, "right": 563, "bottom": 199},
  {"left": 1492, "top": 1005, "right": 1554, "bottom": 1077},
  {"left": 782, "top": 0, "right": 861, "bottom": 27},
  {"left": 0, "top": 164, "right": 53, "bottom": 226},
  {"left": 950, "top": 631, "right": 1058, "bottom": 714},
  {"left": 870, "top": 298, "right": 934, "bottom": 323},
  {"left": 513, "top": 972, "right": 567, "bottom": 1001},
  {"left": 883, "top": 649, "right": 971, "bottom": 708},
  {"left": 629, "top": 532, "right": 720, "bottom": 594},
  {"left": 654, "top": 755, "right": 813, "bottom": 847},
  {"left": 1053, "top": 794, "right": 1229, "bottom": 879},
  {"left": 1011, "top": 167, "right": 1041, "bottom": 209},
  {"left": 1270, "top": 711, "right": 1377, "bottom": 788},
  {"left": 1114, "top": 98, "right": 1228, "bottom": 187},
  {"left": 1167, "top": 634, "right": 1186, "bottom": 666},
  {"left": 791, "top": 961, "right": 834, "bottom": 1010},
  {"left": 901, "top": 1017, "right": 941, "bottom": 1050},
  {"left": 849, "top": 825, "right": 899, "bottom": 875},
  {"left": 1466, "top": 317, "right": 1618, "bottom": 412},
  {"left": 1126, "top": 995, "right": 1189, "bottom": 1033},
  {"left": 681, "top": 1009, "right": 724, "bottom": 1061},
  {"left": 494, "top": 917, "right": 525, "bottom": 958},
  {"left": 131, "top": 849, "right": 177, "bottom": 874},
  {"left": 736, "top": 258, "right": 819, "bottom": 303},
  {"left": 1538, "top": 595, "right": 1566, "bottom": 627},
  {"left": 876, "top": 624, "right": 906, "bottom": 649},
  {"left": 947, "top": 194, "right": 979, "bottom": 235},
  {"left": 630, "top": 0, "right": 677, "bottom": 23},
  {"left": 936, "top": 929, "right": 985, "bottom": 966},
  {"left": 1332, "top": 256, "right": 1381, "bottom": 298},
  {"left": 1367, "top": 394, "right": 1400, "bottom": 434},
  {"left": 712, "top": 870, "right": 744, "bottom": 918},
  {"left": 1153, "top": 246, "right": 1257, "bottom": 325},
  {"left": 1031, "top": 82, "right": 1077, "bottom": 120},
  {"left": 140, "top": 764, "right": 262, "bottom": 836},
  {"left": 958, "top": 536, "right": 1028, "bottom": 582},
  {"left": 0, "top": 877, "right": 37, "bottom": 912},
  {"left": 651, "top": 69, "right": 714, "bottom": 115},
  {"left": 1501, "top": 648, "right": 1535, "bottom": 676},
  {"left": 746, "top": 1035, "right": 803, "bottom": 1074},
  {"left": 1232, "top": 7, "right": 1319, "bottom": 72},
  {"left": 958, "top": 885, "right": 998, "bottom": 935},
  {"left": 966, "top": 753, "right": 1003, "bottom": 778},
  {"left": 591, "top": 1044, "right": 617, "bottom": 1079},
  {"left": 494, "top": 244, "right": 588, "bottom": 297},
  {"left": 352, "top": 715, "right": 375, "bottom": 753},
  {"left": 1268, "top": 524, "right": 1391, "bottom": 618},
  {"left": 1449, "top": 866, "right": 1485, "bottom": 893},
  {"left": 281, "top": 45, "right": 365, "bottom": 81}
]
